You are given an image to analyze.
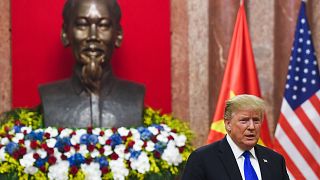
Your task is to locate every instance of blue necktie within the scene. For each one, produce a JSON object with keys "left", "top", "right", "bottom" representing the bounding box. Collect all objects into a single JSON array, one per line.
[{"left": 243, "top": 151, "right": 258, "bottom": 180}]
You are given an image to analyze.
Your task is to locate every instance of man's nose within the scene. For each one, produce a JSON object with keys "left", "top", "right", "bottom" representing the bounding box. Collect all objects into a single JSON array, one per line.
[
  {"left": 247, "top": 119, "right": 255, "bottom": 129},
  {"left": 88, "top": 24, "right": 97, "bottom": 40}
]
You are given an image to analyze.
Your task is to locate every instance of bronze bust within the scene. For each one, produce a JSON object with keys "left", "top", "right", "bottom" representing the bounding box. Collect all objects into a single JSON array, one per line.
[{"left": 39, "top": 0, "right": 145, "bottom": 128}]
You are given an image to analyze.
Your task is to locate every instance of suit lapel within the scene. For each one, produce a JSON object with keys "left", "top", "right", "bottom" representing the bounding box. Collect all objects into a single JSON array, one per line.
[
  {"left": 218, "top": 137, "right": 243, "bottom": 180},
  {"left": 255, "top": 145, "right": 271, "bottom": 180}
]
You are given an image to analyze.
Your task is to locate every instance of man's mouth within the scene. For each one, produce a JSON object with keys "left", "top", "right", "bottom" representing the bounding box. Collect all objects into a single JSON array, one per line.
[{"left": 82, "top": 45, "right": 104, "bottom": 58}]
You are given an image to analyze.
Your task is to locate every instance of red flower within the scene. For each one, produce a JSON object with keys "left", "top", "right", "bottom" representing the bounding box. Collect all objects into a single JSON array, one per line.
[
  {"left": 172, "top": 129, "right": 177, "bottom": 133},
  {"left": 18, "top": 139, "right": 25, "bottom": 144},
  {"left": 101, "top": 167, "right": 109, "bottom": 174},
  {"left": 14, "top": 120, "right": 21, "bottom": 126},
  {"left": 142, "top": 141, "right": 147, "bottom": 148},
  {"left": 46, "top": 148, "right": 54, "bottom": 155},
  {"left": 39, "top": 166, "right": 46, "bottom": 172},
  {"left": 74, "top": 144, "right": 80, "bottom": 151},
  {"left": 44, "top": 132, "right": 51, "bottom": 139},
  {"left": 105, "top": 139, "right": 112, "bottom": 145},
  {"left": 23, "top": 130, "right": 28, "bottom": 135},
  {"left": 178, "top": 147, "right": 184, "bottom": 153},
  {"left": 168, "top": 135, "right": 174, "bottom": 140},
  {"left": 87, "top": 127, "right": 93, "bottom": 134},
  {"left": 48, "top": 156, "right": 57, "bottom": 165},
  {"left": 151, "top": 136, "right": 157, "bottom": 143},
  {"left": 99, "top": 147, "right": 105, "bottom": 154},
  {"left": 154, "top": 151, "right": 161, "bottom": 159},
  {"left": 111, "top": 128, "right": 117, "bottom": 133},
  {"left": 41, "top": 143, "right": 48, "bottom": 150},
  {"left": 127, "top": 131, "right": 132, "bottom": 137},
  {"left": 121, "top": 136, "right": 127, "bottom": 141},
  {"left": 18, "top": 147, "right": 27, "bottom": 156},
  {"left": 63, "top": 145, "right": 71, "bottom": 152},
  {"left": 70, "top": 131, "right": 76, "bottom": 136},
  {"left": 30, "top": 140, "right": 38, "bottom": 149},
  {"left": 69, "top": 166, "right": 78, "bottom": 176},
  {"left": 110, "top": 153, "right": 119, "bottom": 160},
  {"left": 33, "top": 153, "right": 40, "bottom": 160},
  {"left": 127, "top": 141, "right": 135, "bottom": 148},
  {"left": 12, "top": 151, "right": 20, "bottom": 160},
  {"left": 58, "top": 127, "right": 64, "bottom": 133},
  {"left": 85, "top": 157, "right": 92, "bottom": 164},
  {"left": 61, "top": 154, "right": 67, "bottom": 160},
  {"left": 99, "top": 131, "right": 105, "bottom": 136},
  {"left": 87, "top": 144, "right": 95, "bottom": 152}
]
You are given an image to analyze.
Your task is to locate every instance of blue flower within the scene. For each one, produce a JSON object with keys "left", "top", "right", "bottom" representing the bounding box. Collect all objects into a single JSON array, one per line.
[
  {"left": 35, "top": 158, "right": 46, "bottom": 167},
  {"left": 80, "top": 134, "right": 89, "bottom": 145},
  {"left": 88, "top": 134, "right": 98, "bottom": 145},
  {"left": 68, "top": 153, "right": 85, "bottom": 166},
  {"left": 5, "top": 142, "right": 19, "bottom": 155},
  {"left": 13, "top": 126, "right": 21, "bottom": 133},
  {"left": 137, "top": 127, "right": 152, "bottom": 141},
  {"left": 96, "top": 157, "right": 108, "bottom": 167},
  {"left": 110, "top": 134, "right": 122, "bottom": 147},
  {"left": 55, "top": 137, "right": 71, "bottom": 152},
  {"left": 26, "top": 131, "right": 44, "bottom": 141},
  {"left": 154, "top": 142, "right": 166, "bottom": 154},
  {"left": 152, "top": 124, "right": 164, "bottom": 131},
  {"left": 129, "top": 149, "right": 141, "bottom": 159}
]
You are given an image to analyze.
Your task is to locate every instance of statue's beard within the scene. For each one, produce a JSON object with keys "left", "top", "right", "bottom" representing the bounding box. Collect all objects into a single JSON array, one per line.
[{"left": 80, "top": 56, "right": 106, "bottom": 94}]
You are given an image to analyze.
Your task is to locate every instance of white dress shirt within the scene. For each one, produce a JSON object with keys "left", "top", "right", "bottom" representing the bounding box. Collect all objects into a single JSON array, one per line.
[{"left": 226, "top": 134, "right": 262, "bottom": 180}]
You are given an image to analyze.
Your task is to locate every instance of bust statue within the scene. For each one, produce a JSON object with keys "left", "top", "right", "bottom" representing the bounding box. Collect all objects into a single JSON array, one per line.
[{"left": 39, "top": 0, "right": 145, "bottom": 128}]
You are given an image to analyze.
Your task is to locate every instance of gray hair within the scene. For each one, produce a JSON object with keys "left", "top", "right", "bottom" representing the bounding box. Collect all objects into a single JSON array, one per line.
[{"left": 224, "top": 94, "right": 265, "bottom": 120}]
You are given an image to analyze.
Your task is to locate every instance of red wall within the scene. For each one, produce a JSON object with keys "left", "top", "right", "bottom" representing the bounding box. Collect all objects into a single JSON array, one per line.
[{"left": 11, "top": 0, "right": 171, "bottom": 113}]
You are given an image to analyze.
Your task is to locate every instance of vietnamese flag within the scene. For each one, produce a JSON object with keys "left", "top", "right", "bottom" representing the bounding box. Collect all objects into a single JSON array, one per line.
[{"left": 207, "top": 1, "right": 272, "bottom": 147}]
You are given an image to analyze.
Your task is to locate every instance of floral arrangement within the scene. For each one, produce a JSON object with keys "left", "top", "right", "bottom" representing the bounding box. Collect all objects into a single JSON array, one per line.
[{"left": 0, "top": 108, "right": 193, "bottom": 180}]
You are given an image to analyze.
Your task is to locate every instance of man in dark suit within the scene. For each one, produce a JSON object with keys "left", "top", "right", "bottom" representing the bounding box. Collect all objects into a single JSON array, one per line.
[{"left": 182, "top": 94, "right": 289, "bottom": 180}]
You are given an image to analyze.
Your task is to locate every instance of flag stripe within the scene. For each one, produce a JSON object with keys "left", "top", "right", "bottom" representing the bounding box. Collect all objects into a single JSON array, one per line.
[
  {"left": 273, "top": 137, "right": 304, "bottom": 179},
  {"left": 275, "top": 125, "right": 318, "bottom": 179},
  {"left": 308, "top": 92, "right": 320, "bottom": 116},
  {"left": 295, "top": 107, "right": 320, "bottom": 147},
  {"left": 278, "top": 113, "right": 320, "bottom": 174},
  {"left": 281, "top": 99, "right": 319, "bottom": 154}
]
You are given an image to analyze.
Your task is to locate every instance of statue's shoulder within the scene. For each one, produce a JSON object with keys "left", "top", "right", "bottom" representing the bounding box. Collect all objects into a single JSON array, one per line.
[
  {"left": 110, "top": 78, "right": 146, "bottom": 97},
  {"left": 38, "top": 78, "right": 74, "bottom": 97}
]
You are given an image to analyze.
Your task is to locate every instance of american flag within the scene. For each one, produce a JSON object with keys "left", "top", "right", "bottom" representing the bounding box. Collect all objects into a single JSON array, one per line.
[{"left": 273, "top": 2, "right": 320, "bottom": 179}]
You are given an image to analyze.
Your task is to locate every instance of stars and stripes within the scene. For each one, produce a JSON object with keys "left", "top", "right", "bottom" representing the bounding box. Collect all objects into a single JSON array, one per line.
[{"left": 274, "top": 2, "right": 320, "bottom": 179}]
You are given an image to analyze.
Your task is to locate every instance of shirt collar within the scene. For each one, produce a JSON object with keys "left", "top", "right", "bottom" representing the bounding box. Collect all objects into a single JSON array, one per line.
[{"left": 226, "top": 134, "right": 257, "bottom": 159}]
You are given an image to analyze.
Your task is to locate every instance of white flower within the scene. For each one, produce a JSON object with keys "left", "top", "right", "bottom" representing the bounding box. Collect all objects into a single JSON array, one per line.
[
  {"left": 117, "top": 127, "right": 129, "bottom": 136},
  {"left": 36, "top": 149, "right": 47, "bottom": 159},
  {"left": 160, "top": 124, "right": 171, "bottom": 132},
  {"left": 0, "top": 147, "right": 6, "bottom": 162},
  {"left": 156, "top": 133, "right": 168, "bottom": 143},
  {"left": 148, "top": 126, "right": 159, "bottom": 135},
  {"left": 81, "top": 162, "right": 102, "bottom": 180},
  {"left": 130, "top": 152, "right": 150, "bottom": 174},
  {"left": 174, "top": 134, "right": 186, "bottom": 147},
  {"left": 162, "top": 141, "right": 182, "bottom": 166},
  {"left": 64, "top": 147, "right": 75, "bottom": 158},
  {"left": 12, "top": 133, "right": 24, "bottom": 143},
  {"left": 59, "top": 128, "right": 73, "bottom": 138},
  {"left": 24, "top": 166, "right": 38, "bottom": 175},
  {"left": 103, "top": 145, "right": 112, "bottom": 156},
  {"left": 1, "top": 137, "right": 9, "bottom": 145},
  {"left": 90, "top": 149, "right": 100, "bottom": 158},
  {"left": 130, "top": 128, "right": 140, "bottom": 140},
  {"left": 133, "top": 140, "right": 144, "bottom": 151},
  {"left": 98, "top": 136, "right": 107, "bottom": 145},
  {"left": 48, "top": 161, "right": 69, "bottom": 180},
  {"left": 110, "top": 159, "right": 129, "bottom": 180},
  {"left": 145, "top": 141, "right": 155, "bottom": 152},
  {"left": 104, "top": 129, "right": 113, "bottom": 139},
  {"left": 20, "top": 152, "right": 36, "bottom": 168},
  {"left": 70, "top": 129, "right": 87, "bottom": 145},
  {"left": 24, "top": 140, "right": 32, "bottom": 153},
  {"left": 78, "top": 145, "right": 89, "bottom": 157},
  {"left": 44, "top": 127, "right": 58, "bottom": 138},
  {"left": 114, "top": 144, "right": 126, "bottom": 159},
  {"left": 21, "top": 126, "right": 32, "bottom": 134},
  {"left": 46, "top": 138, "right": 57, "bottom": 148},
  {"left": 92, "top": 128, "right": 102, "bottom": 135},
  {"left": 53, "top": 148, "right": 62, "bottom": 162}
]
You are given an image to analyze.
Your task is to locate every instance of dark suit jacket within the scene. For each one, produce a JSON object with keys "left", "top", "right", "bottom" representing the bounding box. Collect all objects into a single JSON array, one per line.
[{"left": 182, "top": 137, "right": 289, "bottom": 180}]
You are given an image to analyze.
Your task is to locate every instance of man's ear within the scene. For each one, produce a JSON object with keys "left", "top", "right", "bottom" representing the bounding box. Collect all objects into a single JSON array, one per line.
[
  {"left": 115, "top": 29, "right": 123, "bottom": 48},
  {"left": 224, "top": 120, "right": 231, "bottom": 132},
  {"left": 61, "top": 28, "right": 70, "bottom": 47}
]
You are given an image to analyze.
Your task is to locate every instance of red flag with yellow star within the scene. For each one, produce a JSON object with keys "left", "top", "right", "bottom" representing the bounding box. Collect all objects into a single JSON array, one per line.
[{"left": 207, "top": 1, "right": 272, "bottom": 147}]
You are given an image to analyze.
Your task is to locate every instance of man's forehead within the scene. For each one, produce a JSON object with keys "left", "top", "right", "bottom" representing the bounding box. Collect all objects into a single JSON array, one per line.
[{"left": 69, "top": 0, "right": 112, "bottom": 16}]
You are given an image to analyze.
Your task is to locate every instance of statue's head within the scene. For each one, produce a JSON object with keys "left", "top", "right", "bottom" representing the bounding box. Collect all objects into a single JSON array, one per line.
[{"left": 61, "top": 0, "right": 123, "bottom": 93}]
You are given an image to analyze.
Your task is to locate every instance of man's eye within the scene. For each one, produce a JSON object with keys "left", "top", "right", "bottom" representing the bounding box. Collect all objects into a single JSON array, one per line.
[
  {"left": 75, "top": 19, "right": 89, "bottom": 28},
  {"left": 98, "top": 19, "right": 112, "bottom": 29}
]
